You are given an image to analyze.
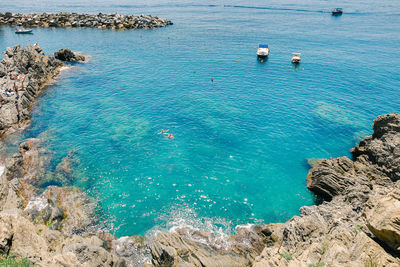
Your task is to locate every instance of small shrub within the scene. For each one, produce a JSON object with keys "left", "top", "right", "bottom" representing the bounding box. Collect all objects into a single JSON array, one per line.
[
  {"left": 280, "top": 253, "right": 293, "bottom": 261},
  {"left": 320, "top": 245, "right": 327, "bottom": 255},
  {"left": 0, "top": 254, "right": 33, "bottom": 267}
]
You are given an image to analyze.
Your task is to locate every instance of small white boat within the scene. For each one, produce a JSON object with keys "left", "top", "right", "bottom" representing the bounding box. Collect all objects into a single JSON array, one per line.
[
  {"left": 291, "top": 53, "right": 301, "bottom": 64},
  {"left": 15, "top": 28, "right": 33, "bottom": 34},
  {"left": 256, "top": 44, "right": 270, "bottom": 58}
]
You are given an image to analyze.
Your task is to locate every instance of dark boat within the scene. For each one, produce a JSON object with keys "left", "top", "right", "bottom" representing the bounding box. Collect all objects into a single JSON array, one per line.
[{"left": 332, "top": 8, "right": 343, "bottom": 16}]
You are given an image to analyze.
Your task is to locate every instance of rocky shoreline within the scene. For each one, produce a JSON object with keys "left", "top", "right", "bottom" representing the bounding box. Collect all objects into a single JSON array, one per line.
[
  {"left": 0, "top": 45, "right": 399, "bottom": 266},
  {"left": 0, "top": 12, "right": 172, "bottom": 30},
  {"left": 0, "top": 45, "right": 62, "bottom": 136}
]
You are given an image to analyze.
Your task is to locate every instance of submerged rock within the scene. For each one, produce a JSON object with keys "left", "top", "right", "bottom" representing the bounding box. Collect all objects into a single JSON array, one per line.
[{"left": 54, "top": 48, "right": 85, "bottom": 62}]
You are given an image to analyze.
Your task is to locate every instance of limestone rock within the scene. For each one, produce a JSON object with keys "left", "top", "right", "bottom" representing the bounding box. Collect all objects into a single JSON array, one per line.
[
  {"left": 148, "top": 228, "right": 263, "bottom": 267},
  {"left": 62, "top": 243, "right": 118, "bottom": 266},
  {"left": 364, "top": 189, "right": 400, "bottom": 249},
  {"left": 0, "top": 211, "right": 124, "bottom": 266}
]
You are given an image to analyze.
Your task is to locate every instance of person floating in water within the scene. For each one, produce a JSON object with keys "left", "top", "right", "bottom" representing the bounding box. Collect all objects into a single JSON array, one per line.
[
  {"left": 158, "top": 129, "right": 169, "bottom": 134},
  {"left": 211, "top": 77, "right": 214, "bottom": 82},
  {"left": 168, "top": 134, "right": 174, "bottom": 139}
]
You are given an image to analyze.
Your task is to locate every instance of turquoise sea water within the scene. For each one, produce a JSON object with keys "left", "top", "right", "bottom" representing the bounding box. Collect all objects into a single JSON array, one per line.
[{"left": 1, "top": 0, "right": 400, "bottom": 236}]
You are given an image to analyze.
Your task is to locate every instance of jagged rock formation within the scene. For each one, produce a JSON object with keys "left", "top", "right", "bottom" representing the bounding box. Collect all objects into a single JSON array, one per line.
[
  {"left": 252, "top": 113, "right": 400, "bottom": 266},
  {"left": 0, "top": 45, "right": 63, "bottom": 135},
  {"left": 148, "top": 226, "right": 267, "bottom": 267},
  {"left": 54, "top": 48, "right": 85, "bottom": 62},
  {"left": 0, "top": 12, "right": 173, "bottom": 30},
  {"left": 0, "top": 211, "right": 127, "bottom": 266}
]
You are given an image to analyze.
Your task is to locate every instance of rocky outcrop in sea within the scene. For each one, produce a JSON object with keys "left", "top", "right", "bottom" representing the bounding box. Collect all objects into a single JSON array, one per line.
[
  {"left": 54, "top": 48, "right": 85, "bottom": 62},
  {"left": 0, "top": 45, "right": 62, "bottom": 136},
  {"left": 0, "top": 45, "right": 399, "bottom": 266},
  {"left": 0, "top": 12, "right": 173, "bottom": 30}
]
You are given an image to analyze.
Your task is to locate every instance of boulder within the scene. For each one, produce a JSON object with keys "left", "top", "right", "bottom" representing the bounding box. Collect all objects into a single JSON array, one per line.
[
  {"left": 54, "top": 48, "right": 85, "bottom": 62},
  {"left": 306, "top": 156, "right": 356, "bottom": 200},
  {"left": 364, "top": 190, "right": 400, "bottom": 249}
]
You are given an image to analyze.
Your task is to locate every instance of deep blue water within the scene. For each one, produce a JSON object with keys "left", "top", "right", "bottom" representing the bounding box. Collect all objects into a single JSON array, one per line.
[{"left": 1, "top": 0, "right": 400, "bottom": 236}]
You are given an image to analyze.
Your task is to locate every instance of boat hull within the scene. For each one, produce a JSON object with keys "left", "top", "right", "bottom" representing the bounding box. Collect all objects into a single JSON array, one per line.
[
  {"left": 256, "top": 48, "right": 270, "bottom": 58},
  {"left": 291, "top": 57, "right": 301, "bottom": 64},
  {"left": 257, "top": 54, "right": 268, "bottom": 58},
  {"left": 15, "top": 30, "right": 33, "bottom": 34}
]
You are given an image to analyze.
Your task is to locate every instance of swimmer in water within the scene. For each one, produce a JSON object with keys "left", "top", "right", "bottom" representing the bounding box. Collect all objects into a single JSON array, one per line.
[
  {"left": 158, "top": 129, "right": 169, "bottom": 134},
  {"left": 168, "top": 134, "right": 174, "bottom": 139}
]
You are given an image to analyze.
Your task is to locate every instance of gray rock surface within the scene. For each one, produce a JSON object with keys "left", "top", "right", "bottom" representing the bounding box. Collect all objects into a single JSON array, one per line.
[
  {"left": 0, "top": 45, "right": 63, "bottom": 135},
  {"left": 352, "top": 113, "right": 400, "bottom": 181}
]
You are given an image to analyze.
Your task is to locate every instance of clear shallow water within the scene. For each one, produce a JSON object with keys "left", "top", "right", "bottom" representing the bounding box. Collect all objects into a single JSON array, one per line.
[{"left": 1, "top": 0, "right": 400, "bottom": 236}]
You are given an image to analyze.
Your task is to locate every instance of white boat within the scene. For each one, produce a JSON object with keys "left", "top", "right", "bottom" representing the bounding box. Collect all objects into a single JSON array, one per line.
[
  {"left": 256, "top": 44, "right": 270, "bottom": 58},
  {"left": 291, "top": 53, "right": 301, "bottom": 64},
  {"left": 15, "top": 28, "right": 33, "bottom": 34}
]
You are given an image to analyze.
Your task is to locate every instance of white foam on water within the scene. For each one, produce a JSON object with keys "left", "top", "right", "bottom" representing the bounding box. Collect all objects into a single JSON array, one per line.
[
  {"left": 146, "top": 205, "right": 235, "bottom": 251},
  {"left": 59, "top": 65, "right": 73, "bottom": 72}
]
